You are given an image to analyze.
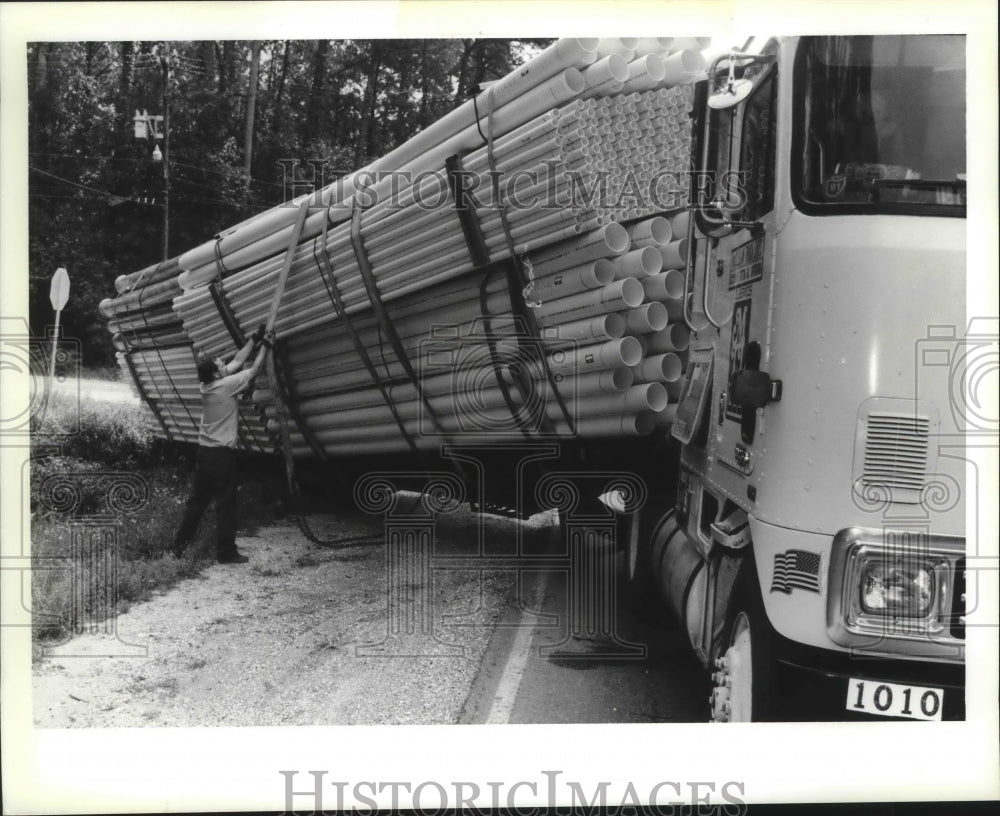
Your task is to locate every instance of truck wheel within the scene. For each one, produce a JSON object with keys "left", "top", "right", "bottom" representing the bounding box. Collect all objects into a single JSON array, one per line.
[{"left": 709, "top": 563, "right": 775, "bottom": 722}]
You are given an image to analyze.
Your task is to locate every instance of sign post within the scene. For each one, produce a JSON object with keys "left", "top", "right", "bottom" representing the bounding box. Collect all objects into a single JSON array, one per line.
[{"left": 47, "top": 266, "right": 70, "bottom": 396}]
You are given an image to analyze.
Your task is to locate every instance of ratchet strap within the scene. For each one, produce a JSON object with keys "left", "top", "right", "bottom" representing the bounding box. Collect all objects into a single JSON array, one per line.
[{"left": 313, "top": 204, "right": 422, "bottom": 456}]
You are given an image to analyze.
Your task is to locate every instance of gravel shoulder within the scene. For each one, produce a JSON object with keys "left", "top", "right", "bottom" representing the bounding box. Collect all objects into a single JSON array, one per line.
[{"left": 33, "top": 501, "right": 549, "bottom": 727}]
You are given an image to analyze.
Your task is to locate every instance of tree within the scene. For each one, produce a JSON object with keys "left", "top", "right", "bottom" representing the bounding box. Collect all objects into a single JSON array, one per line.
[{"left": 243, "top": 42, "right": 262, "bottom": 181}]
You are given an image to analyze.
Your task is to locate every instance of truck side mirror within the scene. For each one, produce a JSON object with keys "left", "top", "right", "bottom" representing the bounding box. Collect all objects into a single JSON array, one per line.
[{"left": 730, "top": 369, "right": 782, "bottom": 409}]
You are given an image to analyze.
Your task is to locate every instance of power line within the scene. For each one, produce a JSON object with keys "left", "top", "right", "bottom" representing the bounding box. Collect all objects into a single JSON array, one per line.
[
  {"left": 28, "top": 165, "right": 143, "bottom": 205},
  {"left": 29, "top": 152, "right": 286, "bottom": 189},
  {"left": 170, "top": 160, "right": 285, "bottom": 188}
]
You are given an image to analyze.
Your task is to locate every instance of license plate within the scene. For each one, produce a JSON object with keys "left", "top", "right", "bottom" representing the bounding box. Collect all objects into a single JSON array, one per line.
[{"left": 846, "top": 678, "right": 943, "bottom": 721}]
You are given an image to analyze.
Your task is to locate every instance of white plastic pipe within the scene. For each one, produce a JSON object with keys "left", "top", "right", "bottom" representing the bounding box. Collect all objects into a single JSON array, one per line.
[
  {"left": 668, "top": 38, "right": 711, "bottom": 53},
  {"left": 535, "top": 277, "right": 645, "bottom": 322},
  {"left": 522, "top": 258, "right": 615, "bottom": 301},
  {"left": 529, "top": 223, "right": 630, "bottom": 273},
  {"left": 642, "top": 269, "right": 685, "bottom": 301},
  {"left": 632, "top": 352, "right": 683, "bottom": 383},
  {"left": 659, "top": 238, "right": 689, "bottom": 270},
  {"left": 620, "top": 301, "right": 669, "bottom": 334},
  {"left": 582, "top": 54, "right": 630, "bottom": 92},
  {"left": 669, "top": 209, "right": 691, "bottom": 237},
  {"left": 622, "top": 54, "right": 666, "bottom": 94},
  {"left": 595, "top": 38, "right": 639, "bottom": 59},
  {"left": 542, "top": 312, "right": 626, "bottom": 345},
  {"left": 546, "top": 336, "right": 642, "bottom": 373},
  {"left": 627, "top": 216, "right": 673, "bottom": 248},
  {"left": 647, "top": 322, "right": 691, "bottom": 353},
  {"left": 633, "top": 38, "right": 674, "bottom": 57},
  {"left": 608, "top": 247, "right": 662, "bottom": 279},
  {"left": 660, "top": 50, "right": 706, "bottom": 87}
]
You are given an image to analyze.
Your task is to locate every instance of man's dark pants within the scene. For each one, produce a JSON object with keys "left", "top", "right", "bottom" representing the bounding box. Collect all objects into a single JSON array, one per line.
[{"left": 173, "top": 445, "right": 238, "bottom": 559}]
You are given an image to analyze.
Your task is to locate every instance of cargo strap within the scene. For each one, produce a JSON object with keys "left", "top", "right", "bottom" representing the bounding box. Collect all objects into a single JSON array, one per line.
[
  {"left": 210, "top": 230, "right": 265, "bottom": 453},
  {"left": 121, "top": 349, "right": 171, "bottom": 438},
  {"left": 445, "top": 152, "right": 535, "bottom": 437},
  {"left": 481, "top": 89, "right": 576, "bottom": 436},
  {"left": 313, "top": 203, "right": 422, "bottom": 457},
  {"left": 220, "top": 231, "right": 276, "bottom": 453},
  {"left": 272, "top": 338, "right": 327, "bottom": 461},
  {"left": 208, "top": 279, "right": 247, "bottom": 349},
  {"left": 348, "top": 195, "right": 479, "bottom": 501},
  {"left": 132, "top": 281, "right": 200, "bottom": 440},
  {"left": 445, "top": 153, "right": 492, "bottom": 265},
  {"left": 348, "top": 196, "right": 452, "bottom": 441},
  {"left": 209, "top": 240, "right": 245, "bottom": 346},
  {"left": 212, "top": 237, "right": 231, "bottom": 276}
]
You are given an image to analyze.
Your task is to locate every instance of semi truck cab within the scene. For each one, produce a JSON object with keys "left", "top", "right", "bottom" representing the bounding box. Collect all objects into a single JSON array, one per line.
[{"left": 630, "top": 34, "right": 967, "bottom": 721}]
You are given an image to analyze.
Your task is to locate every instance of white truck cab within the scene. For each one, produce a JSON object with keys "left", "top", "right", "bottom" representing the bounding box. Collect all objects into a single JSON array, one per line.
[{"left": 628, "top": 35, "right": 967, "bottom": 721}]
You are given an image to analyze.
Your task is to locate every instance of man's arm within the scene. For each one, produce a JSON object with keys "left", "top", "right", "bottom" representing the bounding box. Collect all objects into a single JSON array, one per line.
[
  {"left": 246, "top": 332, "right": 273, "bottom": 379},
  {"left": 219, "top": 335, "right": 272, "bottom": 398},
  {"left": 222, "top": 337, "right": 256, "bottom": 375}
]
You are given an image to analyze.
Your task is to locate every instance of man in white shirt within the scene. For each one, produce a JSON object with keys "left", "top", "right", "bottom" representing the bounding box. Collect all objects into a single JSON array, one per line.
[{"left": 172, "top": 329, "right": 271, "bottom": 564}]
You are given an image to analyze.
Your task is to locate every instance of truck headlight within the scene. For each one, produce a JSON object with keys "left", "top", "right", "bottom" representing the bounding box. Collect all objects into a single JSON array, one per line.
[
  {"left": 827, "top": 528, "right": 964, "bottom": 660},
  {"left": 861, "top": 562, "right": 934, "bottom": 616}
]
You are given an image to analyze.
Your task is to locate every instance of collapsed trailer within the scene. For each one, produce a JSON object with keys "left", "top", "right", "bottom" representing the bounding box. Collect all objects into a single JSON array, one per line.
[{"left": 104, "top": 36, "right": 967, "bottom": 721}]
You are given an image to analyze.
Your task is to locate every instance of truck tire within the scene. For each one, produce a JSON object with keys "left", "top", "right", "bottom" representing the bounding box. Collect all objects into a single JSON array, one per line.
[{"left": 709, "top": 559, "right": 776, "bottom": 722}]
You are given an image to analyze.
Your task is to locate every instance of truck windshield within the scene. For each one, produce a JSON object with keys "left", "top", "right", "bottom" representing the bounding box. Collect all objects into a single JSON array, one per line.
[{"left": 796, "top": 35, "right": 966, "bottom": 215}]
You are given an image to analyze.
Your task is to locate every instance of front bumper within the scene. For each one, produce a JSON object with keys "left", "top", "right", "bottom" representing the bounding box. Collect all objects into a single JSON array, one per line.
[{"left": 770, "top": 629, "right": 965, "bottom": 721}]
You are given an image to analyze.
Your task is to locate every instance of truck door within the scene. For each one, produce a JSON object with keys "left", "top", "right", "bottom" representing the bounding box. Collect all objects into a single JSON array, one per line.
[{"left": 690, "top": 56, "right": 778, "bottom": 504}]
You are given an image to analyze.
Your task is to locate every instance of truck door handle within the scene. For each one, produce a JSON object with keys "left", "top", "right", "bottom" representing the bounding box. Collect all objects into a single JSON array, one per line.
[{"left": 729, "top": 369, "right": 782, "bottom": 409}]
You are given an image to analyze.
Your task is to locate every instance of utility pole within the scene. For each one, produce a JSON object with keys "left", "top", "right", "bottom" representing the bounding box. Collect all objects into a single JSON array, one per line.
[{"left": 160, "top": 44, "right": 171, "bottom": 261}]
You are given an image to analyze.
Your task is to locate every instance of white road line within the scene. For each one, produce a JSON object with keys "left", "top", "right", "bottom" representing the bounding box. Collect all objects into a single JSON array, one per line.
[{"left": 484, "top": 574, "right": 548, "bottom": 724}]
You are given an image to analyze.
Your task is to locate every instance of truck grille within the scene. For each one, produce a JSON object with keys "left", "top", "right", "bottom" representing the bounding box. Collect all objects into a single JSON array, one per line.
[{"left": 861, "top": 412, "right": 931, "bottom": 497}]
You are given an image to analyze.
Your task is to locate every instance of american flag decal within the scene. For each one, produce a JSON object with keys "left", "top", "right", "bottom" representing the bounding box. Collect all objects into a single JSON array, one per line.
[{"left": 770, "top": 549, "right": 821, "bottom": 594}]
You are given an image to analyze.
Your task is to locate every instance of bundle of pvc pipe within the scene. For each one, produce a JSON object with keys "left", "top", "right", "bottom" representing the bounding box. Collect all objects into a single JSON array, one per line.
[
  {"left": 107, "top": 37, "right": 710, "bottom": 455},
  {"left": 236, "top": 208, "right": 691, "bottom": 457},
  {"left": 171, "top": 86, "right": 694, "bottom": 356}
]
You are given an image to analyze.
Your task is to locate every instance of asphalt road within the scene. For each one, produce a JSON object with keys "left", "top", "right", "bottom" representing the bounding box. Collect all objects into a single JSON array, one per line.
[
  {"left": 34, "top": 500, "right": 709, "bottom": 727},
  {"left": 459, "top": 541, "right": 707, "bottom": 724}
]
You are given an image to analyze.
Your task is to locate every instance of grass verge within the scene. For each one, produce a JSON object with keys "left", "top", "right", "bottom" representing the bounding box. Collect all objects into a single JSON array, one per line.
[{"left": 30, "top": 387, "right": 284, "bottom": 651}]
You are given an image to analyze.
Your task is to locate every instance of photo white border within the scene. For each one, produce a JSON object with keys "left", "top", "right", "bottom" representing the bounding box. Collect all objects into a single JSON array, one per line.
[{"left": 2, "top": 1, "right": 997, "bottom": 812}]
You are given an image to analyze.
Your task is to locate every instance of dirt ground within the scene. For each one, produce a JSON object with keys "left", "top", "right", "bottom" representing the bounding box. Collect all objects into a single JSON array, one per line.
[{"left": 33, "top": 500, "right": 554, "bottom": 727}]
